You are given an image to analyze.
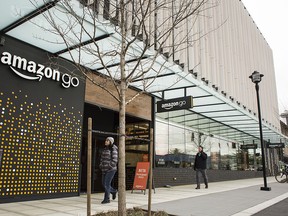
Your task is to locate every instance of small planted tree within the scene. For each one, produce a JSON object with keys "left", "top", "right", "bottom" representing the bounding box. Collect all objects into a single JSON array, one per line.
[{"left": 27, "top": 0, "right": 217, "bottom": 214}]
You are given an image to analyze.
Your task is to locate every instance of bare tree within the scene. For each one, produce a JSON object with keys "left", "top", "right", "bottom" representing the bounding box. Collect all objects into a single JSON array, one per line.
[
  {"left": 169, "top": 148, "right": 183, "bottom": 155},
  {"left": 27, "top": 0, "right": 217, "bottom": 214},
  {"left": 191, "top": 131, "right": 208, "bottom": 147}
]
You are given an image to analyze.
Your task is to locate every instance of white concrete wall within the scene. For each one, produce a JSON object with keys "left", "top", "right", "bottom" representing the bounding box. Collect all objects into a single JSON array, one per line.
[
  {"left": 199, "top": 0, "right": 279, "bottom": 130},
  {"left": 172, "top": 0, "right": 280, "bottom": 131},
  {"left": 95, "top": 0, "right": 280, "bottom": 131}
]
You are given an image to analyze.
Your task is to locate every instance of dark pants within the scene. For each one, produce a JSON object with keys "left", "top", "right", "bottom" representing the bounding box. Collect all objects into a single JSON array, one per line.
[
  {"left": 196, "top": 168, "right": 208, "bottom": 187},
  {"left": 102, "top": 170, "right": 117, "bottom": 201}
]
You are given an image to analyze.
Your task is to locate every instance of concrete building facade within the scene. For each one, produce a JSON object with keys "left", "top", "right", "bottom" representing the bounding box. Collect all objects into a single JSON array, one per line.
[{"left": 0, "top": 0, "right": 287, "bottom": 202}]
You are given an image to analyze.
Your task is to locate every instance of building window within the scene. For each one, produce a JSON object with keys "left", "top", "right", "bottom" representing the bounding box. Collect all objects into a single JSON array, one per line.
[{"left": 155, "top": 117, "right": 260, "bottom": 170}]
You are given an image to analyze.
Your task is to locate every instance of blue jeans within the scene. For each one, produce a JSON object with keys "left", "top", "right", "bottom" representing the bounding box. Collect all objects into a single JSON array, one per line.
[{"left": 102, "top": 170, "right": 117, "bottom": 201}]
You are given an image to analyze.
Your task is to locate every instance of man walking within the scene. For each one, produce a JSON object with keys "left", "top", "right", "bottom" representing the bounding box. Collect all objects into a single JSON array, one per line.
[{"left": 194, "top": 145, "right": 208, "bottom": 189}]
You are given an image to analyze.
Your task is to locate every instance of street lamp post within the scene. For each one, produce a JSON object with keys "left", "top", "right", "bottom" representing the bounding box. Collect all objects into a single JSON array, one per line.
[{"left": 249, "top": 71, "right": 271, "bottom": 191}]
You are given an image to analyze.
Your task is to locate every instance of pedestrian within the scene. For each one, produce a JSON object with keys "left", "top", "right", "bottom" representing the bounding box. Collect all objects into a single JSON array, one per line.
[
  {"left": 194, "top": 145, "right": 208, "bottom": 189},
  {"left": 99, "top": 137, "right": 118, "bottom": 204}
]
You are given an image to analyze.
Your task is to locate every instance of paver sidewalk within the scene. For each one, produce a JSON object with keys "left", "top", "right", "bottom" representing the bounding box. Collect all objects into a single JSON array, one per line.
[
  {"left": 140, "top": 182, "right": 288, "bottom": 216},
  {"left": 0, "top": 177, "right": 286, "bottom": 216}
]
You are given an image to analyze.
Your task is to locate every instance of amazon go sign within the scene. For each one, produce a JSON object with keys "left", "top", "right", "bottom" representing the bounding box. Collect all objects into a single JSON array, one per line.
[
  {"left": 157, "top": 96, "right": 193, "bottom": 112},
  {"left": 1, "top": 51, "right": 79, "bottom": 88}
]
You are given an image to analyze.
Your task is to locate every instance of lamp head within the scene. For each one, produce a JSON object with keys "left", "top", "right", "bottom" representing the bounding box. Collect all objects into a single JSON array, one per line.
[{"left": 249, "top": 71, "right": 264, "bottom": 83}]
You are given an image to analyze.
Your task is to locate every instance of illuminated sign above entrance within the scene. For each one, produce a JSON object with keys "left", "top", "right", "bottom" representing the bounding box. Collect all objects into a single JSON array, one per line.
[
  {"left": 157, "top": 96, "right": 193, "bottom": 112},
  {"left": 1, "top": 51, "right": 79, "bottom": 89}
]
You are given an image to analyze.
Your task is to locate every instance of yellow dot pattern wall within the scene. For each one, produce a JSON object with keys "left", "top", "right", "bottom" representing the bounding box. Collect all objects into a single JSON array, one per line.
[{"left": 0, "top": 90, "right": 82, "bottom": 197}]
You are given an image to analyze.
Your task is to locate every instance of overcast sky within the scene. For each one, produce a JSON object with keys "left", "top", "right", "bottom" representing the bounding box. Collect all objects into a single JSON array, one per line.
[{"left": 241, "top": 0, "right": 288, "bottom": 115}]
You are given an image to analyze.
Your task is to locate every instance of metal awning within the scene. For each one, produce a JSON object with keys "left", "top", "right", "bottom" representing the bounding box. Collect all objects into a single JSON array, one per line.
[
  {"left": 1, "top": 0, "right": 287, "bottom": 146},
  {"left": 152, "top": 76, "right": 286, "bottom": 145}
]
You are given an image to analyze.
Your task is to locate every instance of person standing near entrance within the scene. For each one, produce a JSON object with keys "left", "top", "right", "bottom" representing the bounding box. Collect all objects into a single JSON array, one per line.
[
  {"left": 99, "top": 137, "right": 118, "bottom": 204},
  {"left": 194, "top": 145, "right": 208, "bottom": 189}
]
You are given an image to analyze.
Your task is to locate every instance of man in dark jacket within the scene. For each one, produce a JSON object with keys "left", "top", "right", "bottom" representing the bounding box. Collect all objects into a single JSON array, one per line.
[{"left": 194, "top": 145, "right": 208, "bottom": 189}]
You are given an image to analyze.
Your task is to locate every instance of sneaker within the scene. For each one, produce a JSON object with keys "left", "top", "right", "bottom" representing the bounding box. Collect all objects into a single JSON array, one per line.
[
  {"left": 112, "top": 191, "right": 117, "bottom": 200},
  {"left": 195, "top": 187, "right": 200, "bottom": 189},
  {"left": 101, "top": 200, "right": 110, "bottom": 204}
]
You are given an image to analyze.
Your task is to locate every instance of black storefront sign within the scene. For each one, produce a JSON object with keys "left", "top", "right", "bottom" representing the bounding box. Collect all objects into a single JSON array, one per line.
[
  {"left": 267, "top": 143, "right": 285, "bottom": 148},
  {"left": 157, "top": 96, "right": 193, "bottom": 113},
  {"left": 240, "top": 144, "right": 257, "bottom": 149},
  {"left": 0, "top": 36, "right": 86, "bottom": 203}
]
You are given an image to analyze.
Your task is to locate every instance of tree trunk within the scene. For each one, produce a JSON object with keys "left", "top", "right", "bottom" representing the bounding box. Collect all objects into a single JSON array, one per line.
[
  {"left": 118, "top": 81, "right": 126, "bottom": 215},
  {"left": 118, "top": 1, "right": 127, "bottom": 215}
]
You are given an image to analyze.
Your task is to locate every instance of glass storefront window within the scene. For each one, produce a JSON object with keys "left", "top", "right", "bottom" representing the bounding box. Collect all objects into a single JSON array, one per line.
[
  {"left": 155, "top": 116, "right": 261, "bottom": 170},
  {"left": 125, "top": 123, "right": 149, "bottom": 167}
]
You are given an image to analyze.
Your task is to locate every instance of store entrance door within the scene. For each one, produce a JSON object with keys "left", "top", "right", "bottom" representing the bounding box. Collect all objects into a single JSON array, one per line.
[
  {"left": 80, "top": 135, "right": 109, "bottom": 193},
  {"left": 80, "top": 103, "right": 151, "bottom": 193}
]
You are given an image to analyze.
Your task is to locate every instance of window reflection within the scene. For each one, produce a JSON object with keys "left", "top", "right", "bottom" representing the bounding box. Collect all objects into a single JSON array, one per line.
[{"left": 155, "top": 117, "right": 262, "bottom": 170}]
